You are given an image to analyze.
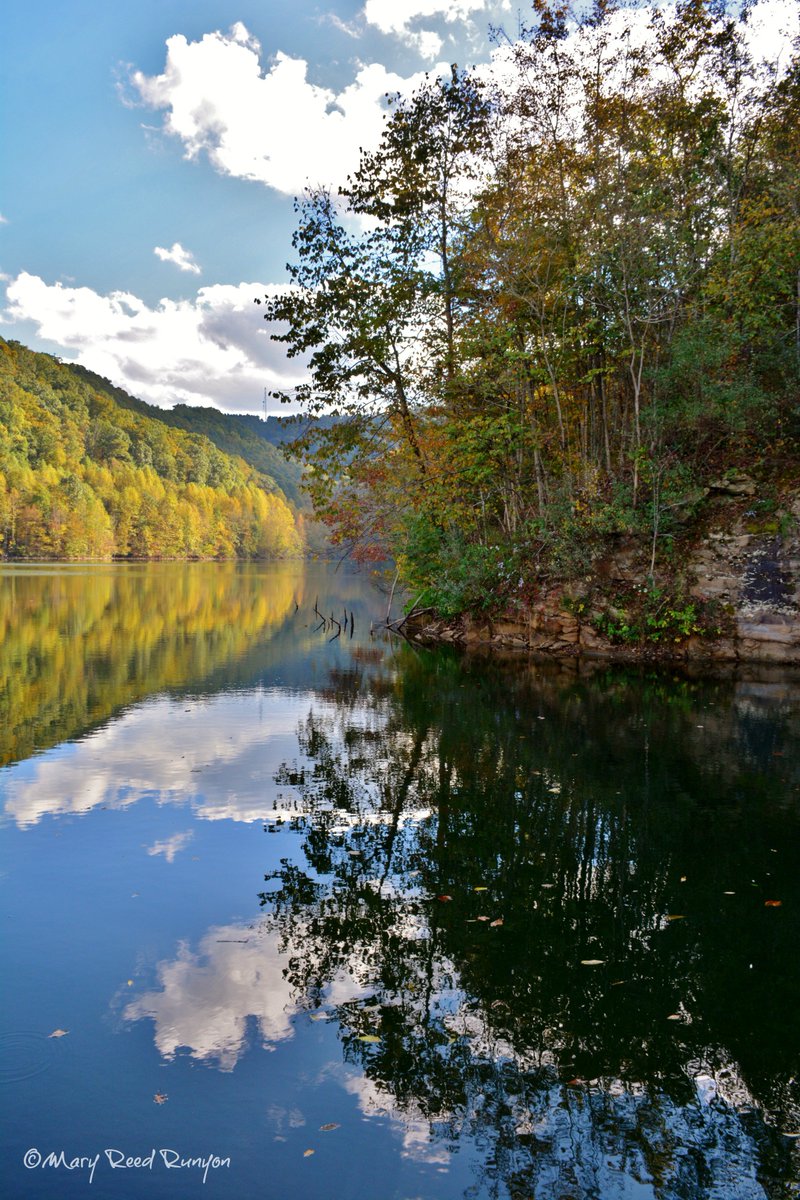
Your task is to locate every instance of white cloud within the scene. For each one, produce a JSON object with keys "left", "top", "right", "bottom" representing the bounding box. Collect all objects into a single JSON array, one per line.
[
  {"left": 363, "top": 0, "right": 489, "bottom": 36},
  {"left": 130, "top": 25, "right": 442, "bottom": 194},
  {"left": 362, "top": 0, "right": 505, "bottom": 58},
  {"left": 0, "top": 213, "right": 9, "bottom": 225},
  {"left": 1, "top": 691, "right": 311, "bottom": 828},
  {"left": 124, "top": 924, "right": 299, "bottom": 1069},
  {"left": 147, "top": 830, "right": 194, "bottom": 862},
  {"left": 1, "top": 271, "right": 307, "bottom": 412},
  {"left": 154, "top": 241, "right": 201, "bottom": 275}
]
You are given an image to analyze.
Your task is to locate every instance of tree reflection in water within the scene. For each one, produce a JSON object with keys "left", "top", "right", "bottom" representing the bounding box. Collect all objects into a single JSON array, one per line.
[{"left": 261, "top": 647, "right": 800, "bottom": 1198}]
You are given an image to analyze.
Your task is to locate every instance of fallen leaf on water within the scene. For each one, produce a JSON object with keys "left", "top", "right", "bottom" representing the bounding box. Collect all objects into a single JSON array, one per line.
[
  {"left": 667, "top": 1014, "right": 682, "bottom": 1021},
  {"left": 610, "top": 980, "right": 625, "bottom": 986},
  {"left": 127, "top": 980, "right": 133, "bottom": 987},
  {"left": 765, "top": 900, "right": 782, "bottom": 907},
  {"left": 303, "top": 1149, "right": 315, "bottom": 1158},
  {"left": 782, "top": 1132, "right": 800, "bottom": 1138},
  {"left": 474, "top": 886, "right": 488, "bottom": 892},
  {"left": 490, "top": 918, "right": 504, "bottom": 927},
  {"left": 476, "top": 915, "right": 491, "bottom": 922},
  {"left": 48, "top": 1029, "right": 69, "bottom": 1038},
  {"left": 319, "top": 1123, "right": 340, "bottom": 1132},
  {"left": 541, "top": 883, "right": 554, "bottom": 889},
  {"left": 680, "top": 876, "right": 687, "bottom": 882},
  {"left": 667, "top": 914, "right": 686, "bottom": 921},
  {"left": 153, "top": 1093, "right": 168, "bottom": 1104},
  {"left": 580, "top": 959, "right": 604, "bottom": 966},
  {"left": 566, "top": 1078, "right": 585, "bottom": 1086},
  {"left": 437, "top": 895, "right": 453, "bottom": 902},
  {"left": 724, "top": 891, "right": 735, "bottom": 895},
  {"left": 356, "top": 1034, "right": 382, "bottom": 1044}
]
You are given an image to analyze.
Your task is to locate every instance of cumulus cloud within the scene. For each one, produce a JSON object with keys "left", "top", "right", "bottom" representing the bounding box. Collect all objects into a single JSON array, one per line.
[
  {"left": 130, "top": 24, "right": 439, "bottom": 194},
  {"left": 124, "top": 924, "right": 299, "bottom": 1069},
  {"left": 1, "top": 692, "right": 312, "bottom": 828},
  {"left": 153, "top": 241, "right": 202, "bottom": 274},
  {"left": 363, "top": 0, "right": 505, "bottom": 57},
  {"left": 1, "top": 271, "right": 306, "bottom": 412},
  {"left": 0, "top": 213, "right": 9, "bottom": 225}
]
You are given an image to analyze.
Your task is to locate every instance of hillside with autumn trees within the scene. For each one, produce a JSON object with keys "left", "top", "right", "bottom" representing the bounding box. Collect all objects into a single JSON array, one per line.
[
  {"left": 0, "top": 339, "right": 302, "bottom": 559},
  {"left": 263, "top": 0, "right": 799, "bottom": 641}
]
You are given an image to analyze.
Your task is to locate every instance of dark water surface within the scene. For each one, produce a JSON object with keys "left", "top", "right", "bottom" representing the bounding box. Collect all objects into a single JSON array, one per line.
[{"left": 1, "top": 562, "right": 799, "bottom": 1200}]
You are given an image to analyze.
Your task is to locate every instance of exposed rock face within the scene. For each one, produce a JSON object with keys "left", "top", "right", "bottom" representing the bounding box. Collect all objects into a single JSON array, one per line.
[{"left": 408, "top": 492, "right": 800, "bottom": 664}]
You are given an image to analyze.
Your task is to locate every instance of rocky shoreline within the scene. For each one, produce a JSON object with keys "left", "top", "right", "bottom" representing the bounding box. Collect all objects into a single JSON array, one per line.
[{"left": 406, "top": 485, "right": 800, "bottom": 666}]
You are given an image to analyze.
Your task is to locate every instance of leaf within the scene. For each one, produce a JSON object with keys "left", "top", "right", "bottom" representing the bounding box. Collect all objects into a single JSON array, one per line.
[
  {"left": 437, "top": 894, "right": 453, "bottom": 902},
  {"left": 48, "top": 1029, "right": 69, "bottom": 1038},
  {"left": 319, "top": 1123, "right": 340, "bottom": 1132},
  {"left": 764, "top": 900, "right": 782, "bottom": 907},
  {"left": 667, "top": 1014, "right": 682, "bottom": 1021},
  {"left": 153, "top": 1093, "right": 168, "bottom": 1104},
  {"left": 667, "top": 914, "right": 686, "bottom": 921},
  {"left": 473, "top": 886, "right": 488, "bottom": 892},
  {"left": 580, "top": 959, "right": 604, "bottom": 966},
  {"left": 476, "top": 915, "right": 490, "bottom": 922},
  {"left": 490, "top": 918, "right": 504, "bottom": 927},
  {"left": 303, "top": 1149, "right": 315, "bottom": 1157},
  {"left": 356, "top": 1034, "right": 381, "bottom": 1044}
]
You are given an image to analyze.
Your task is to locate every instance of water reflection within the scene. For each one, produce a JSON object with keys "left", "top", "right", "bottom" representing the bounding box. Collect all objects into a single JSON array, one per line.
[
  {"left": 247, "top": 650, "right": 800, "bottom": 1198},
  {"left": 4, "top": 562, "right": 799, "bottom": 1197},
  {"left": 0, "top": 561, "right": 381, "bottom": 769}
]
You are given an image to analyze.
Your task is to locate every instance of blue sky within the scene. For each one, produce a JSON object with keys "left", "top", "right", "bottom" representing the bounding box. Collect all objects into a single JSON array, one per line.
[{"left": 1, "top": 0, "right": 796, "bottom": 413}]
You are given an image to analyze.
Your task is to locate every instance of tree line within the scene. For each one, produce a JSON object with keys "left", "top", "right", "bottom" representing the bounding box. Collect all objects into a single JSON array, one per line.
[{"left": 264, "top": 0, "right": 799, "bottom": 617}]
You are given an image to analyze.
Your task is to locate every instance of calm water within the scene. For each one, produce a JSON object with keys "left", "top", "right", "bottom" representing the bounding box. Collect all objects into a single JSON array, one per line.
[{"left": 1, "top": 562, "right": 799, "bottom": 1200}]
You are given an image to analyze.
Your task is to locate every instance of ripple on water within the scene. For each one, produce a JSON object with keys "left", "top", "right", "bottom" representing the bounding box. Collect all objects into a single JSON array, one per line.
[{"left": 0, "top": 1031, "right": 68, "bottom": 1084}]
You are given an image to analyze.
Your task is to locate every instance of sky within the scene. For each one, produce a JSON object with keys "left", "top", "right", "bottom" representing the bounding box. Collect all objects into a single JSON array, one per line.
[{"left": 0, "top": 0, "right": 797, "bottom": 415}]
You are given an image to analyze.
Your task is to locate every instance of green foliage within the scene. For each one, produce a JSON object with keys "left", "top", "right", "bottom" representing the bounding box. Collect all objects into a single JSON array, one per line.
[
  {"left": 592, "top": 585, "right": 723, "bottom": 646},
  {"left": 265, "top": 1, "right": 799, "bottom": 617},
  {"left": 0, "top": 340, "right": 302, "bottom": 560}
]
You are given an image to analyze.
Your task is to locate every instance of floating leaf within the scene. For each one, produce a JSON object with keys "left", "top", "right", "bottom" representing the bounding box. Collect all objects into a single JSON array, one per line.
[
  {"left": 48, "top": 1029, "right": 69, "bottom": 1038},
  {"left": 356, "top": 1034, "right": 381, "bottom": 1044},
  {"left": 490, "top": 918, "right": 504, "bottom": 927},
  {"left": 541, "top": 883, "right": 554, "bottom": 889},
  {"left": 303, "top": 1149, "right": 315, "bottom": 1157},
  {"left": 580, "top": 959, "right": 604, "bottom": 966},
  {"left": 765, "top": 900, "right": 782, "bottom": 907},
  {"left": 319, "top": 1123, "right": 340, "bottom": 1132},
  {"left": 153, "top": 1093, "right": 168, "bottom": 1104},
  {"left": 127, "top": 980, "right": 133, "bottom": 987},
  {"left": 476, "top": 915, "right": 490, "bottom": 922},
  {"left": 667, "top": 1014, "right": 682, "bottom": 1021},
  {"left": 783, "top": 1132, "right": 800, "bottom": 1139},
  {"left": 437, "top": 895, "right": 453, "bottom": 902},
  {"left": 680, "top": 876, "right": 687, "bottom": 882},
  {"left": 473, "top": 886, "right": 488, "bottom": 892},
  {"left": 667, "top": 914, "right": 686, "bottom": 921},
  {"left": 724, "top": 891, "right": 735, "bottom": 895}
]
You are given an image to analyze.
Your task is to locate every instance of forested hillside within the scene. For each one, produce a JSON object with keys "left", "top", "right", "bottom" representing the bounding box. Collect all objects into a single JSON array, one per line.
[
  {"left": 263, "top": 0, "right": 799, "bottom": 636},
  {"left": 65, "top": 359, "right": 307, "bottom": 508},
  {"left": 0, "top": 339, "right": 302, "bottom": 559}
]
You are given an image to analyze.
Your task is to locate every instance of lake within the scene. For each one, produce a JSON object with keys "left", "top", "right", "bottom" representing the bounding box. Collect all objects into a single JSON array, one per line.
[{"left": 1, "top": 562, "right": 799, "bottom": 1200}]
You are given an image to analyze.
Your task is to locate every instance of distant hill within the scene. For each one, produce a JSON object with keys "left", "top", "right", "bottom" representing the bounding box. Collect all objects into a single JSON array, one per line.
[
  {"left": 64, "top": 360, "right": 310, "bottom": 508},
  {"left": 0, "top": 339, "right": 302, "bottom": 560}
]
